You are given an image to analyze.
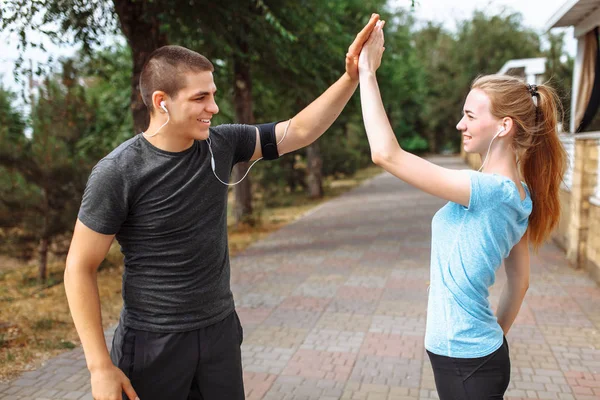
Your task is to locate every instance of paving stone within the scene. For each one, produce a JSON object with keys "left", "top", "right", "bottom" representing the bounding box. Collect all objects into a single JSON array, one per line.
[
  {"left": 263, "top": 376, "right": 346, "bottom": 400},
  {"left": 315, "top": 313, "right": 373, "bottom": 332},
  {"left": 326, "top": 298, "right": 380, "bottom": 314},
  {"left": 348, "top": 354, "right": 422, "bottom": 388},
  {"left": 360, "top": 332, "right": 424, "bottom": 360},
  {"left": 244, "top": 325, "right": 309, "bottom": 348},
  {"left": 277, "top": 296, "right": 332, "bottom": 312},
  {"left": 282, "top": 349, "right": 357, "bottom": 382},
  {"left": 369, "top": 315, "right": 426, "bottom": 336},
  {"left": 262, "top": 308, "right": 322, "bottom": 329},
  {"left": 301, "top": 329, "right": 365, "bottom": 353},
  {"left": 242, "top": 345, "right": 295, "bottom": 375}
]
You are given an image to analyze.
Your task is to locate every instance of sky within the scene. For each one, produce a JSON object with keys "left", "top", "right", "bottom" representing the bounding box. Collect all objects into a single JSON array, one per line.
[
  {"left": 395, "top": 0, "right": 577, "bottom": 52},
  {"left": 401, "top": 0, "right": 573, "bottom": 28},
  {"left": 0, "top": 0, "right": 577, "bottom": 105}
]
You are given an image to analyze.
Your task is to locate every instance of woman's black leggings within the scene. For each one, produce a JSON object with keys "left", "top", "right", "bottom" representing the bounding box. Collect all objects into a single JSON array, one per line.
[{"left": 427, "top": 337, "right": 511, "bottom": 400}]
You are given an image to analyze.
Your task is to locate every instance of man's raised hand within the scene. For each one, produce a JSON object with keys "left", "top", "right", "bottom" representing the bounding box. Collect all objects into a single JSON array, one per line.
[{"left": 345, "top": 13, "right": 380, "bottom": 81}]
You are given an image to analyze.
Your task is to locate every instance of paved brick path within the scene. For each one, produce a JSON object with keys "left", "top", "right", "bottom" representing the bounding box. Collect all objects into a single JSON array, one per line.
[{"left": 2, "top": 156, "right": 599, "bottom": 400}]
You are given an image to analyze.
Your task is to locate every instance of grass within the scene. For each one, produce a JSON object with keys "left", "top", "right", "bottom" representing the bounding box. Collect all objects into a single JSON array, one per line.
[{"left": 0, "top": 165, "right": 383, "bottom": 382}]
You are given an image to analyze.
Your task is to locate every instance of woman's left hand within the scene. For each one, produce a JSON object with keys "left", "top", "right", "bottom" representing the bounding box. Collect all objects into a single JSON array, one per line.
[{"left": 358, "top": 20, "right": 386, "bottom": 75}]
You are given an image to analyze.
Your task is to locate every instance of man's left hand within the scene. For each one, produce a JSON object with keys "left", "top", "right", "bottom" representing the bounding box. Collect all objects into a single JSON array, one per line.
[{"left": 345, "top": 13, "right": 380, "bottom": 81}]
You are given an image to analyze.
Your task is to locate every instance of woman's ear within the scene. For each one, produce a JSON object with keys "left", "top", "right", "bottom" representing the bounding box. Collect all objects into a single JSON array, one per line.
[{"left": 500, "top": 117, "right": 514, "bottom": 137}]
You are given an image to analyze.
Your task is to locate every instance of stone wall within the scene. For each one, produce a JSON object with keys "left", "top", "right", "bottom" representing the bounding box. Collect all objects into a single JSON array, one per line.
[
  {"left": 554, "top": 189, "right": 571, "bottom": 250},
  {"left": 587, "top": 203, "right": 600, "bottom": 282}
]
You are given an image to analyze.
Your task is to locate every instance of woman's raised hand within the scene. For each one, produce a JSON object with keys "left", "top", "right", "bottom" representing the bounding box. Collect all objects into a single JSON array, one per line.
[{"left": 358, "top": 20, "right": 385, "bottom": 75}]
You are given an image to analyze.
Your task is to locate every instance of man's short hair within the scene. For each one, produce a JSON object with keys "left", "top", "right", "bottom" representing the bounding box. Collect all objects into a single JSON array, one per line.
[{"left": 140, "top": 45, "right": 214, "bottom": 113}]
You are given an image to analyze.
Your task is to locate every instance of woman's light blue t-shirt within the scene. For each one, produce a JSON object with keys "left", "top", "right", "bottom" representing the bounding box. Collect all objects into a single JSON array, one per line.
[{"left": 425, "top": 170, "right": 532, "bottom": 358}]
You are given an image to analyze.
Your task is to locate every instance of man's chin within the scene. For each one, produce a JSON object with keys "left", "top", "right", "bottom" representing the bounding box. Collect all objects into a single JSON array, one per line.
[
  {"left": 189, "top": 129, "right": 210, "bottom": 141},
  {"left": 199, "top": 130, "right": 210, "bottom": 140}
]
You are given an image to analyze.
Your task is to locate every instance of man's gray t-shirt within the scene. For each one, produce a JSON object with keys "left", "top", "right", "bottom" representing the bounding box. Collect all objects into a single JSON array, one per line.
[{"left": 78, "top": 124, "right": 256, "bottom": 332}]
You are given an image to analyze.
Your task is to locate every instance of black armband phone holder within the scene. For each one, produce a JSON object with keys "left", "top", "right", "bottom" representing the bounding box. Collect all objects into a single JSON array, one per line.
[{"left": 256, "top": 121, "right": 280, "bottom": 160}]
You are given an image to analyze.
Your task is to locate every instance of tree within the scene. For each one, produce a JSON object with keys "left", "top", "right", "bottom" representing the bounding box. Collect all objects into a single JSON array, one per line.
[
  {"left": 543, "top": 31, "right": 573, "bottom": 130},
  {"left": 413, "top": 22, "right": 456, "bottom": 152},
  {"left": 0, "top": 62, "right": 94, "bottom": 283},
  {"left": 1, "top": 1, "right": 292, "bottom": 132},
  {"left": 77, "top": 44, "right": 134, "bottom": 158},
  {"left": 177, "top": 0, "right": 388, "bottom": 211},
  {"left": 2, "top": 0, "right": 167, "bottom": 132},
  {"left": 415, "top": 10, "right": 542, "bottom": 151},
  {"left": 2, "top": 0, "right": 302, "bottom": 226},
  {"left": 248, "top": 0, "right": 389, "bottom": 198},
  {"left": 0, "top": 87, "right": 31, "bottom": 259},
  {"left": 231, "top": 14, "right": 257, "bottom": 224},
  {"left": 376, "top": 10, "right": 428, "bottom": 153}
]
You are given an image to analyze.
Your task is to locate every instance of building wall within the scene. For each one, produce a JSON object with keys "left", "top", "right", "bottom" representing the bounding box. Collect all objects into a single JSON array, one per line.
[
  {"left": 587, "top": 204, "right": 600, "bottom": 283},
  {"left": 554, "top": 189, "right": 571, "bottom": 251}
]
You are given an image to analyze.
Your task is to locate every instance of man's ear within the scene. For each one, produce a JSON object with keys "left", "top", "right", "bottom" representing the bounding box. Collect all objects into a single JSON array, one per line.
[{"left": 151, "top": 91, "right": 168, "bottom": 114}]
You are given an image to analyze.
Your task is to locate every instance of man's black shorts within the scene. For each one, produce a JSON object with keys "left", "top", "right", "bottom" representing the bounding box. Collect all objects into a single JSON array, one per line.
[{"left": 110, "top": 310, "right": 245, "bottom": 400}]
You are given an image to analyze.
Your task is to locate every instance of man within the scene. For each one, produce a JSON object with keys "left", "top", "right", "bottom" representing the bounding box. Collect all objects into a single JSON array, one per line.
[{"left": 64, "top": 13, "right": 380, "bottom": 400}]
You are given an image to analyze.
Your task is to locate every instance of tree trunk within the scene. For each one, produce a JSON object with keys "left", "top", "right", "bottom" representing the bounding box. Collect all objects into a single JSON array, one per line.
[
  {"left": 298, "top": 97, "right": 323, "bottom": 199},
  {"left": 38, "top": 237, "right": 48, "bottom": 284},
  {"left": 112, "top": 0, "right": 168, "bottom": 133},
  {"left": 435, "top": 125, "right": 446, "bottom": 154},
  {"left": 306, "top": 142, "right": 323, "bottom": 199},
  {"left": 426, "top": 118, "right": 438, "bottom": 153},
  {"left": 38, "top": 188, "right": 49, "bottom": 284},
  {"left": 427, "top": 133, "right": 438, "bottom": 153},
  {"left": 232, "top": 24, "right": 255, "bottom": 226},
  {"left": 345, "top": 122, "right": 351, "bottom": 142},
  {"left": 282, "top": 156, "right": 303, "bottom": 191}
]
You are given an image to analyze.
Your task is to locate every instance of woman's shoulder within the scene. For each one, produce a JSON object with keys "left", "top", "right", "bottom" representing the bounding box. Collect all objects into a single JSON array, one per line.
[{"left": 468, "top": 171, "right": 532, "bottom": 211}]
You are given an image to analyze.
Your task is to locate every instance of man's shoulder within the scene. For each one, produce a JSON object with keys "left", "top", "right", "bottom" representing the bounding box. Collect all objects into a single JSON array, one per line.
[
  {"left": 90, "top": 135, "right": 144, "bottom": 180},
  {"left": 104, "top": 134, "right": 143, "bottom": 162},
  {"left": 210, "top": 123, "right": 256, "bottom": 137}
]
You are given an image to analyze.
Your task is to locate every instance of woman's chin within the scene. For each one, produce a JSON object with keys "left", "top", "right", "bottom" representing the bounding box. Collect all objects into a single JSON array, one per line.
[{"left": 462, "top": 140, "right": 481, "bottom": 154}]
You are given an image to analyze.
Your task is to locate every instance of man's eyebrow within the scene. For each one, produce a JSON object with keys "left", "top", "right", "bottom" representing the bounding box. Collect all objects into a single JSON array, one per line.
[{"left": 191, "top": 89, "right": 217, "bottom": 97}]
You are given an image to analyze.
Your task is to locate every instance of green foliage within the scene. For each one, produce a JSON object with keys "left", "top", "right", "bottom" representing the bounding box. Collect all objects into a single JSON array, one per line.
[
  {"left": 543, "top": 31, "right": 573, "bottom": 129},
  {"left": 0, "top": 89, "right": 26, "bottom": 141},
  {"left": 1, "top": 0, "right": 119, "bottom": 77},
  {"left": 415, "top": 10, "right": 543, "bottom": 152},
  {"left": 0, "top": 50, "right": 134, "bottom": 273},
  {"left": 454, "top": 11, "right": 541, "bottom": 78},
  {"left": 0, "top": 88, "right": 39, "bottom": 258},
  {"left": 400, "top": 135, "right": 429, "bottom": 154},
  {"left": 58, "top": 340, "right": 76, "bottom": 349},
  {"left": 77, "top": 45, "right": 134, "bottom": 159},
  {"left": 377, "top": 11, "right": 427, "bottom": 147},
  {"left": 0, "top": 65, "right": 92, "bottom": 273}
]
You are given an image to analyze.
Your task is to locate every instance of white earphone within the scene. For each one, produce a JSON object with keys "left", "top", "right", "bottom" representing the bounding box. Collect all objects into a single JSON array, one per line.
[
  {"left": 208, "top": 119, "right": 292, "bottom": 186},
  {"left": 143, "top": 102, "right": 292, "bottom": 186},
  {"left": 143, "top": 100, "right": 170, "bottom": 138},
  {"left": 477, "top": 126, "right": 505, "bottom": 172}
]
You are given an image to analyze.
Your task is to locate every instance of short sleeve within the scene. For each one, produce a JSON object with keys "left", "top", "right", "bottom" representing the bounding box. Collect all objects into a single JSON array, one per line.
[
  {"left": 466, "top": 171, "right": 511, "bottom": 212},
  {"left": 77, "top": 159, "right": 129, "bottom": 235},
  {"left": 212, "top": 124, "right": 257, "bottom": 165}
]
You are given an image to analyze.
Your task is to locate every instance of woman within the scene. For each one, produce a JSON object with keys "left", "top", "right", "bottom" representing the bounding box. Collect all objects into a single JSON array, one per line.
[{"left": 358, "top": 21, "right": 565, "bottom": 399}]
